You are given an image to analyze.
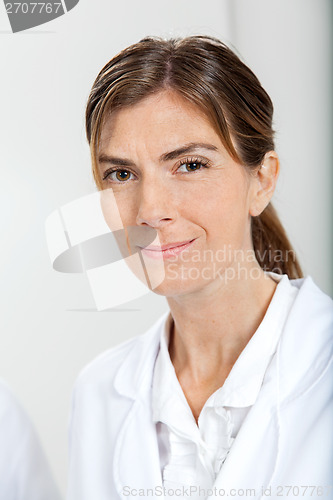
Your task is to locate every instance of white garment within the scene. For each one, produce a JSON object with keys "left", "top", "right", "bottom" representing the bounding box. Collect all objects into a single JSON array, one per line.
[
  {"left": 0, "top": 379, "right": 61, "bottom": 500},
  {"left": 152, "top": 273, "right": 299, "bottom": 496},
  {"left": 67, "top": 275, "right": 333, "bottom": 500}
]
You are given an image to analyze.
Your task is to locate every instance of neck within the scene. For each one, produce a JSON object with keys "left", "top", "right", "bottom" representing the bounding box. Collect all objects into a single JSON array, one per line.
[{"left": 166, "top": 265, "right": 277, "bottom": 386}]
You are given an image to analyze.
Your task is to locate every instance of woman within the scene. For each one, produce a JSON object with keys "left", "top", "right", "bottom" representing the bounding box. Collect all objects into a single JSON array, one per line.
[{"left": 67, "top": 36, "right": 333, "bottom": 500}]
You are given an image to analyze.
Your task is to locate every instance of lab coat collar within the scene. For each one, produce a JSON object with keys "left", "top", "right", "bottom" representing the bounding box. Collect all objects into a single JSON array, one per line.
[
  {"left": 114, "top": 275, "right": 331, "bottom": 404},
  {"left": 152, "top": 273, "right": 298, "bottom": 423}
]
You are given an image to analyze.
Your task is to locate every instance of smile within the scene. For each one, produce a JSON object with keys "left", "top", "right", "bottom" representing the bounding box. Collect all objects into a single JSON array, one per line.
[{"left": 138, "top": 239, "right": 196, "bottom": 260}]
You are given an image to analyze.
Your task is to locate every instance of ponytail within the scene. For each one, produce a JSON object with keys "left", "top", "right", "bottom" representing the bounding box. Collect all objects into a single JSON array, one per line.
[{"left": 252, "top": 203, "right": 303, "bottom": 279}]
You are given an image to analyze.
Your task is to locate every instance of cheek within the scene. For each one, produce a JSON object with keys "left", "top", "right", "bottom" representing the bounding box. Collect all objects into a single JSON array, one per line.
[
  {"left": 187, "top": 181, "right": 252, "bottom": 247},
  {"left": 188, "top": 180, "right": 249, "bottom": 222}
]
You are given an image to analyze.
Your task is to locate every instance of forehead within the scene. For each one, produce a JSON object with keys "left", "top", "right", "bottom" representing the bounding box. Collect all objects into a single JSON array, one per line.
[{"left": 99, "top": 90, "right": 223, "bottom": 155}]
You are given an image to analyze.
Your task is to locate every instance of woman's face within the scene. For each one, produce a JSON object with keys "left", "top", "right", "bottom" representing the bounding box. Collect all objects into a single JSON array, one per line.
[{"left": 98, "top": 90, "right": 260, "bottom": 297}]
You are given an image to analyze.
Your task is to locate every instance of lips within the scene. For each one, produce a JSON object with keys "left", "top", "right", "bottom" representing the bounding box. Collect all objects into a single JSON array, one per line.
[
  {"left": 143, "top": 239, "right": 195, "bottom": 252},
  {"left": 137, "top": 238, "right": 197, "bottom": 260}
]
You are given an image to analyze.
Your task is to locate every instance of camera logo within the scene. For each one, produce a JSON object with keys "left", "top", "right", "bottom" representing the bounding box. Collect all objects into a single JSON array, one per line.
[
  {"left": 45, "top": 191, "right": 165, "bottom": 310},
  {"left": 3, "top": 0, "right": 79, "bottom": 33}
]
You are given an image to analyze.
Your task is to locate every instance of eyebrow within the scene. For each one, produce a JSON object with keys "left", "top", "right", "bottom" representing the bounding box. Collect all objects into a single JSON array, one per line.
[{"left": 98, "top": 142, "right": 219, "bottom": 167}]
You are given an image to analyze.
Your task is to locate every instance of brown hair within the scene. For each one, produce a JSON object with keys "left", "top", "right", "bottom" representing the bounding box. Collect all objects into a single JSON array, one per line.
[{"left": 85, "top": 35, "right": 302, "bottom": 279}]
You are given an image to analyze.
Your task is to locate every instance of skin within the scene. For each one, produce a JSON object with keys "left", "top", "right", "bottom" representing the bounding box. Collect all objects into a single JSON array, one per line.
[{"left": 98, "top": 89, "right": 280, "bottom": 423}]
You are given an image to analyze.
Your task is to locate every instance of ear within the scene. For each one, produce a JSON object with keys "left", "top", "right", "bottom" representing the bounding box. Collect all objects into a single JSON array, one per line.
[{"left": 249, "top": 151, "right": 280, "bottom": 216}]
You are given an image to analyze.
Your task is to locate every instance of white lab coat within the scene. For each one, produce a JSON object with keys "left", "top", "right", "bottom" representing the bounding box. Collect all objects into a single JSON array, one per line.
[
  {"left": 0, "top": 379, "right": 62, "bottom": 500},
  {"left": 67, "top": 276, "right": 333, "bottom": 500}
]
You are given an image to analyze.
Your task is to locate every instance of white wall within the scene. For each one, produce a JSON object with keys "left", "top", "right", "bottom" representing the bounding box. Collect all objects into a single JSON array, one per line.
[{"left": 0, "top": 0, "right": 331, "bottom": 494}]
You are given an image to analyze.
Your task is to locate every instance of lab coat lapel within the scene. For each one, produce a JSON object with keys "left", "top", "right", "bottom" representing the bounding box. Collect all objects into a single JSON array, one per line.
[
  {"left": 111, "top": 309, "right": 280, "bottom": 499},
  {"left": 113, "top": 396, "right": 164, "bottom": 499},
  {"left": 112, "top": 312, "right": 169, "bottom": 499},
  {"left": 213, "top": 356, "right": 279, "bottom": 499}
]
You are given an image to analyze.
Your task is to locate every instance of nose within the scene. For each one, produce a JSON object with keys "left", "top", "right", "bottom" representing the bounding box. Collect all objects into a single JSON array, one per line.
[{"left": 135, "top": 177, "right": 176, "bottom": 228}]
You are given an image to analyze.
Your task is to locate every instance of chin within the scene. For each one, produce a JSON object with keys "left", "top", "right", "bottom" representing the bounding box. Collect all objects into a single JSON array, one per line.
[{"left": 148, "top": 275, "right": 208, "bottom": 298}]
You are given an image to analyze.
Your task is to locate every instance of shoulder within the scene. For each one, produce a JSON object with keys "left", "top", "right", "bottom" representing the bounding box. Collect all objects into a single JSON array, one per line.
[
  {"left": 291, "top": 274, "right": 333, "bottom": 307},
  {"left": 73, "top": 310, "right": 169, "bottom": 393},
  {"left": 279, "top": 276, "right": 333, "bottom": 399},
  {"left": 286, "top": 275, "right": 333, "bottom": 337}
]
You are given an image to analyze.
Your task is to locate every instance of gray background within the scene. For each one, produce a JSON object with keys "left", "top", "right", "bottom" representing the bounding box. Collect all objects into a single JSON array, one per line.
[{"left": 0, "top": 0, "right": 332, "bottom": 494}]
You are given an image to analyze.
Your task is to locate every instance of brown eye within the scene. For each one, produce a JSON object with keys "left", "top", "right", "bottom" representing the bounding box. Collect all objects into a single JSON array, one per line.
[
  {"left": 115, "top": 170, "right": 131, "bottom": 181},
  {"left": 103, "top": 169, "right": 134, "bottom": 183},
  {"left": 177, "top": 161, "right": 205, "bottom": 173},
  {"left": 185, "top": 162, "right": 201, "bottom": 171}
]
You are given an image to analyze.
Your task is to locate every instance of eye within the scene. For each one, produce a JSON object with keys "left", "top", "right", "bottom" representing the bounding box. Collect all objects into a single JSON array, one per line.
[
  {"left": 102, "top": 169, "right": 134, "bottom": 183},
  {"left": 176, "top": 157, "right": 210, "bottom": 174}
]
